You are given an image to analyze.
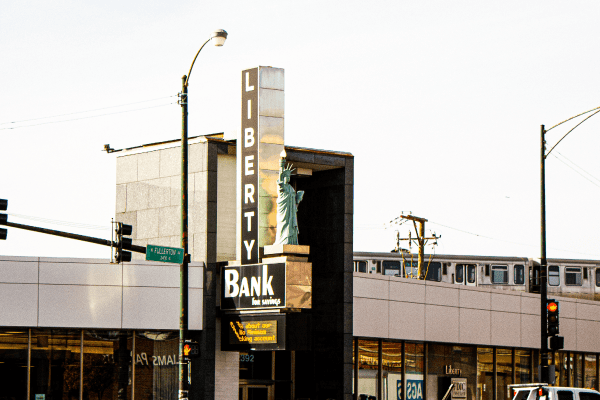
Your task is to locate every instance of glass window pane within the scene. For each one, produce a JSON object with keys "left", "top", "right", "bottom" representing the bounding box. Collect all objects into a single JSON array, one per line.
[
  {"left": 456, "top": 265, "right": 464, "bottom": 283},
  {"left": 515, "top": 265, "right": 525, "bottom": 285},
  {"left": 382, "top": 342, "right": 402, "bottom": 400},
  {"left": 467, "top": 266, "right": 476, "bottom": 284},
  {"left": 557, "top": 391, "right": 574, "bottom": 400},
  {"left": 358, "top": 339, "right": 379, "bottom": 398},
  {"left": 0, "top": 329, "right": 28, "bottom": 399},
  {"left": 477, "top": 348, "right": 493, "bottom": 400},
  {"left": 549, "top": 266, "right": 560, "bottom": 286},
  {"left": 497, "top": 349, "right": 512, "bottom": 400},
  {"left": 30, "top": 329, "right": 82, "bottom": 400},
  {"left": 515, "top": 350, "right": 532, "bottom": 384},
  {"left": 585, "top": 354, "right": 597, "bottom": 390},
  {"left": 491, "top": 266, "right": 508, "bottom": 284},
  {"left": 383, "top": 261, "right": 401, "bottom": 276},
  {"left": 427, "top": 344, "right": 476, "bottom": 400},
  {"left": 83, "top": 330, "right": 132, "bottom": 400},
  {"left": 405, "top": 343, "right": 424, "bottom": 400},
  {"left": 565, "top": 268, "right": 582, "bottom": 286},
  {"left": 580, "top": 393, "right": 600, "bottom": 400},
  {"left": 134, "top": 331, "right": 179, "bottom": 399},
  {"left": 426, "top": 263, "right": 441, "bottom": 282},
  {"left": 574, "top": 353, "right": 583, "bottom": 387},
  {"left": 357, "top": 261, "right": 367, "bottom": 273}
]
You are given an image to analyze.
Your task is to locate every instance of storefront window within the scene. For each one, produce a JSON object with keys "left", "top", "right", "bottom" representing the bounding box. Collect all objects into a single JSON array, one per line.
[
  {"left": 382, "top": 341, "right": 402, "bottom": 400},
  {"left": 427, "top": 344, "right": 476, "bottom": 400},
  {"left": 30, "top": 329, "right": 82, "bottom": 400},
  {"left": 585, "top": 354, "right": 597, "bottom": 390},
  {"left": 358, "top": 339, "right": 379, "bottom": 399},
  {"left": 134, "top": 331, "right": 178, "bottom": 400},
  {"left": 515, "top": 350, "right": 531, "bottom": 384},
  {"left": 477, "top": 348, "right": 493, "bottom": 400},
  {"left": 574, "top": 353, "right": 584, "bottom": 388},
  {"left": 0, "top": 329, "right": 28, "bottom": 399},
  {"left": 497, "top": 349, "right": 512, "bottom": 400},
  {"left": 405, "top": 343, "right": 424, "bottom": 400},
  {"left": 557, "top": 352, "right": 568, "bottom": 387},
  {"left": 83, "top": 330, "right": 132, "bottom": 400}
]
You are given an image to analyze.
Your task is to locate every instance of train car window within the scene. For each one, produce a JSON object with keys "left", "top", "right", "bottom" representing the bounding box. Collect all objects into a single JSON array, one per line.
[
  {"left": 514, "top": 265, "right": 525, "bottom": 285},
  {"left": 596, "top": 269, "right": 600, "bottom": 287},
  {"left": 355, "top": 261, "right": 367, "bottom": 273},
  {"left": 456, "top": 265, "right": 464, "bottom": 283},
  {"left": 548, "top": 265, "right": 560, "bottom": 286},
  {"left": 404, "top": 261, "right": 419, "bottom": 278},
  {"left": 383, "top": 261, "right": 401, "bottom": 276},
  {"left": 565, "top": 267, "right": 582, "bottom": 286},
  {"left": 467, "top": 265, "right": 476, "bottom": 284},
  {"left": 491, "top": 265, "right": 508, "bottom": 284},
  {"left": 425, "top": 262, "right": 442, "bottom": 282}
]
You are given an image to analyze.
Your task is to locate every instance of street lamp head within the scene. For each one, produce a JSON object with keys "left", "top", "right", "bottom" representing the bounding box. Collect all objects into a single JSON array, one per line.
[{"left": 211, "top": 29, "right": 228, "bottom": 46}]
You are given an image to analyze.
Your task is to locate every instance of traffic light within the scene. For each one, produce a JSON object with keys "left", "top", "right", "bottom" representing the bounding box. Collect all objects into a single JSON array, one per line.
[
  {"left": 550, "top": 335, "right": 564, "bottom": 351},
  {"left": 0, "top": 199, "right": 7, "bottom": 240},
  {"left": 547, "top": 299, "right": 560, "bottom": 336},
  {"left": 115, "top": 222, "right": 133, "bottom": 263}
]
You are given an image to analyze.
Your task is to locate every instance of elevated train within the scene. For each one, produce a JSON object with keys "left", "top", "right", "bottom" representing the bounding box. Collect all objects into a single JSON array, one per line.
[{"left": 354, "top": 251, "right": 600, "bottom": 301}]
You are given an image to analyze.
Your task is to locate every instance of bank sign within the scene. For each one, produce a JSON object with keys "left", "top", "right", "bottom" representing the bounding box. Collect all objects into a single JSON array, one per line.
[{"left": 221, "top": 263, "right": 285, "bottom": 310}]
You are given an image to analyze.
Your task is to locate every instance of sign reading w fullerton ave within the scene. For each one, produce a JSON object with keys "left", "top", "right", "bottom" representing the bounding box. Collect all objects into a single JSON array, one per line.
[
  {"left": 241, "top": 68, "right": 259, "bottom": 264},
  {"left": 221, "top": 263, "right": 286, "bottom": 310}
]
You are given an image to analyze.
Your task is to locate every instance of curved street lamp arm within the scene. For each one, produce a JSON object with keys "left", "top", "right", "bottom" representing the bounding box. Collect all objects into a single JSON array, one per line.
[
  {"left": 546, "top": 106, "right": 600, "bottom": 132},
  {"left": 184, "top": 37, "right": 212, "bottom": 87},
  {"left": 546, "top": 108, "right": 600, "bottom": 157}
]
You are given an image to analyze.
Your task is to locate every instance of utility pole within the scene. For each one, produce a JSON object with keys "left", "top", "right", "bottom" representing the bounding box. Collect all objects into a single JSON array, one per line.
[{"left": 396, "top": 215, "right": 440, "bottom": 279}]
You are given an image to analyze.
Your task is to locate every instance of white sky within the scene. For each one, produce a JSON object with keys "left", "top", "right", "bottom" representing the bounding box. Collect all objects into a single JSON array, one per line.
[{"left": 2, "top": 0, "right": 600, "bottom": 260}]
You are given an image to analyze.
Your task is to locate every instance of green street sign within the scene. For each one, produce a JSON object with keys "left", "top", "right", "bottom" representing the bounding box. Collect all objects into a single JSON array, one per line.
[{"left": 146, "top": 244, "right": 184, "bottom": 264}]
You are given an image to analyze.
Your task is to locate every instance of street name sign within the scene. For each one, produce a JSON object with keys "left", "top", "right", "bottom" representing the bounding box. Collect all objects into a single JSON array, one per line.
[{"left": 146, "top": 244, "right": 184, "bottom": 264}]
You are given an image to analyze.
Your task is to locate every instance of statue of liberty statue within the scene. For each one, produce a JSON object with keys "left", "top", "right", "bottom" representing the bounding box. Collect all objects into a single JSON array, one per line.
[{"left": 274, "top": 150, "right": 304, "bottom": 245}]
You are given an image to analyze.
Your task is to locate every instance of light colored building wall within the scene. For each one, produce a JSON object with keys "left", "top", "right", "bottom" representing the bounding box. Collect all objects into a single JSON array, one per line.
[
  {"left": 354, "top": 272, "right": 600, "bottom": 352},
  {"left": 217, "top": 154, "right": 237, "bottom": 262},
  {"left": 116, "top": 140, "right": 212, "bottom": 263},
  {"left": 0, "top": 256, "right": 203, "bottom": 330}
]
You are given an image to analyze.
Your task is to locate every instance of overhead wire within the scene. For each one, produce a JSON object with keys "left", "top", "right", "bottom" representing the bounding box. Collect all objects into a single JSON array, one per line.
[
  {"left": 7, "top": 213, "right": 109, "bottom": 231},
  {"left": 1, "top": 102, "right": 176, "bottom": 130},
  {"left": 0, "top": 95, "right": 177, "bottom": 126},
  {"left": 551, "top": 151, "right": 600, "bottom": 189}
]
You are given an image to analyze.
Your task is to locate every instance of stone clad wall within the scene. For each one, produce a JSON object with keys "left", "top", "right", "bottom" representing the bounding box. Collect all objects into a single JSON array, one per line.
[
  {"left": 354, "top": 272, "right": 600, "bottom": 352},
  {"left": 0, "top": 256, "right": 204, "bottom": 330}
]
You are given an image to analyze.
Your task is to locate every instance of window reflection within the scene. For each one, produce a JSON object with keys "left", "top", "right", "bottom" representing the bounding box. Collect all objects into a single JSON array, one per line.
[
  {"left": 0, "top": 330, "right": 28, "bottom": 400},
  {"left": 30, "top": 329, "right": 82, "bottom": 400},
  {"left": 382, "top": 342, "right": 402, "bottom": 400},
  {"left": 358, "top": 339, "right": 379, "bottom": 399}
]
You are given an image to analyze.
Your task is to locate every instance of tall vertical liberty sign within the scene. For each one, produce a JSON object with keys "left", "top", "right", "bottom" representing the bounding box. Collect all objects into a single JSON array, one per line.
[{"left": 241, "top": 68, "right": 259, "bottom": 264}]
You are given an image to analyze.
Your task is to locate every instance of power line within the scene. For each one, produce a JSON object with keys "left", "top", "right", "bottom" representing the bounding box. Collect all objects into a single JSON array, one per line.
[
  {"left": 552, "top": 151, "right": 600, "bottom": 189},
  {"left": 0, "top": 95, "right": 177, "bottom": 126},
  {"left": 0, "top": 102, "right": 176, "bottom": 131},
  {"left": 7, "top": 213, "right": 109, "bottom": 231}
]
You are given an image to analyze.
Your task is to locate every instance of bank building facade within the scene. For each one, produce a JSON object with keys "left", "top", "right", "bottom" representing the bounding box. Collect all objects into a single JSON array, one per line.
[{"left": 1, "top": 67, "right": 600, "bottom": 400}]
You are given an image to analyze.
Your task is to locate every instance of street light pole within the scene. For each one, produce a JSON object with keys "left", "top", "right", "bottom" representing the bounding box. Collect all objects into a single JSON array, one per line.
[
  {"left": 538, "top": 106, "right": 600, "bottom": 384},
  {"left": 179, "top": 29, "right": 227, "bottom": 400},
  {"left": 540, "top": 124, "right": 549, "bottom": 383}
]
